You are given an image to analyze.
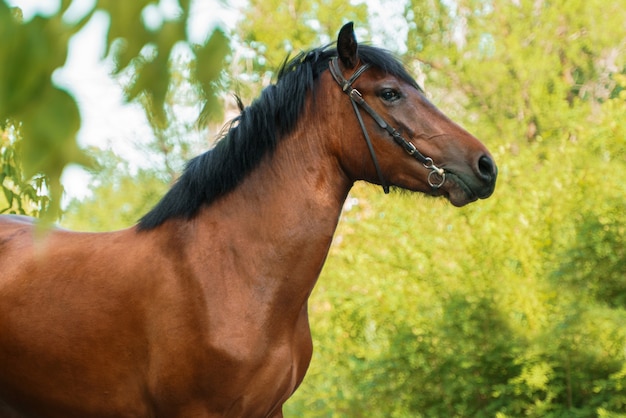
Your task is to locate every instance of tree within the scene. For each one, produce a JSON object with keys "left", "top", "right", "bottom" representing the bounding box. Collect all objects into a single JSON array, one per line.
[
  {"left": 62, "top": 53, "right": 212, "bottom": 231},
  {"left": 0, "top": 123, "right": 49, "bottom": 216},
  {"left": 403, "top": 0, "right": 626, "bottom": 146},
  {"left": 0, "top": 0, "right": 229, "bottom": 218},
  {"left": 236, "top": 0, "right": 368, "bottom": 76}
]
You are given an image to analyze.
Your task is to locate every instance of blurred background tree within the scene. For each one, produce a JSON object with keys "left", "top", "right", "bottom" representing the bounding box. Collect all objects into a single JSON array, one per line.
[
  {"left": 2, "top": 0, "right": 626, "bottom": 416},
  {"left": 238, "top": 0, "right": 368, "bottom": 71},
  {"left": 61, "top": 54, "right": 209, "bottom": 230},
  {"left": 0, "top": 0, "right": 229, "bottom": 218},
  {"left": 0, "top": 122, "right": 49, "bottom": 216}
]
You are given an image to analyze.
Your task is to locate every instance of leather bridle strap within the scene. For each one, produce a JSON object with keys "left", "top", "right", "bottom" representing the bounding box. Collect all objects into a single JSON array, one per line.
[
  {"left": 328, "top": 57, "right": 446, "bottom": 193},
  {"left": 330, "top": 59, "right": 390, "bottom": 193}
]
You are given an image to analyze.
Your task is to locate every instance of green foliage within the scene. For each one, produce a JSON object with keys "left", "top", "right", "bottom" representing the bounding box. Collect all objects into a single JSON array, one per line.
[
  {"left": 237, "top": 0, "right": 368, "bottom": 72},
  {"left": 61, "top": 55, "right": 209, "bottom": 231},
  {"left": 0, "top": 123, "right": 50, "bottom": 216},
  {"left": 404, "top": 0, "right": 626, "bottom": 146},
  {"left": 0, "top": 0, "right": 230, "bottom": 218},
  {"left": 136, "top": 54, "right": 213, "bottom": 182},
  {"left": 196, "top": 29, "right": 230, "bottom": 124},
  {"left": 0, "top": 2, "right": 90, "bottom": 218}
]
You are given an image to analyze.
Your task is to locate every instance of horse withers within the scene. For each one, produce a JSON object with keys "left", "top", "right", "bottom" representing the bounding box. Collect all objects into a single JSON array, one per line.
[{"left": 0, "top": 23, "right": 496, "bottom": 417}]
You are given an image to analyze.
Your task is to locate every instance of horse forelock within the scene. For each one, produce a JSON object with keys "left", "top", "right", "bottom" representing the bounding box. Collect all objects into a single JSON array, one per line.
[{"left": 137, "top": 44, "right": 416, "bottom": 230}]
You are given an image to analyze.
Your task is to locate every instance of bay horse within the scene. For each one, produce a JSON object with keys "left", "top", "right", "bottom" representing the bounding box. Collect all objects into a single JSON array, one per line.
[{"left": 0, "top": 23, "right": 496, "bottom": 417}]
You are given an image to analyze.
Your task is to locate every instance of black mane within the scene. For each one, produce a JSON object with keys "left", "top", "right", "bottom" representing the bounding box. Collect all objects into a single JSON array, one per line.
[{"left": 137, "top": 44, "right": 418, "bottom": 230}]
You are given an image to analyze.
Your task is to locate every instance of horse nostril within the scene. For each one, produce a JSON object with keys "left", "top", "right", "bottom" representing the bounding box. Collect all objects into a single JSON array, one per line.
[{"left": 477, "top": 155, "right": 497, "bottom": 183}]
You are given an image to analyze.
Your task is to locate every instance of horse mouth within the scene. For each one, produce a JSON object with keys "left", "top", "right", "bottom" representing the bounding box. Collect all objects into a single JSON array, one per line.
[{"left": 440, "top": 172, "right": 479, "bottom": 207}]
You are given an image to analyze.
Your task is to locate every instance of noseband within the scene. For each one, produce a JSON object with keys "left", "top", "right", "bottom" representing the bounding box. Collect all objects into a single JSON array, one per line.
[{"left": 328, "top": 57, "right": 445, "bottom": 193}]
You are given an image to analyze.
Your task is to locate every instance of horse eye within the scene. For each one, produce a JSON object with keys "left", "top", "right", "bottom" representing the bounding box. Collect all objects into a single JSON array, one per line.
[{"left": 380, "top": 89, "right": 400, "bottom": 102}]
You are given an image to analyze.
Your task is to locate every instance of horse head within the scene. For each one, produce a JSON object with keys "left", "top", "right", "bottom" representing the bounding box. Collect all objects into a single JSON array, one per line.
[{"left": 328, "top": 22, "right": 497, "bottom": 206}]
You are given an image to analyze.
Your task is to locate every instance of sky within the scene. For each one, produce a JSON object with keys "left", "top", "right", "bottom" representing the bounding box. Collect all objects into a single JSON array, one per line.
[{"left": 7, "top": 0, "right": 407, "bottom": 203}]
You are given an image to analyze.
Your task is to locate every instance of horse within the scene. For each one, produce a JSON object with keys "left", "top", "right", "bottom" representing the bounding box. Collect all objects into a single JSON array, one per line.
[{"left": 0, "top": 22, "right": 496, "bottom": 417}]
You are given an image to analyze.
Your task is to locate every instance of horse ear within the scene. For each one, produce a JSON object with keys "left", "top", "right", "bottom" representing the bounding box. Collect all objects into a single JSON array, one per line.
[{"left": 337, "top": 22, "right": 358, "bottom": 69}]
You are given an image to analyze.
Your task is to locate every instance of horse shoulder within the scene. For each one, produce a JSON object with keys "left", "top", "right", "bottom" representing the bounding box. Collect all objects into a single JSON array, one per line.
[{"left": 0, "top": 224, "right": 161, "bottom": 416}]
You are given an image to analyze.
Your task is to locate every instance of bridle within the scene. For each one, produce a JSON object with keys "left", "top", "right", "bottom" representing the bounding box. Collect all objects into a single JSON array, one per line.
[{"left": 328, "top": 57, "right": 445, "bottom": 193}]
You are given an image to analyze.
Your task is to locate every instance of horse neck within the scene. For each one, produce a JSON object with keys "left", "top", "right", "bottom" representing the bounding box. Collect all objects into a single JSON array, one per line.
[{"left": 189, "top": 102, "right": 352, "bottom": 315}]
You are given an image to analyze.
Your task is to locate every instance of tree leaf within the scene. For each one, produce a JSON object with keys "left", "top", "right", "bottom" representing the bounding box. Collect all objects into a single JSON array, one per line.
[{"left": 195, "top": 28, "right": 230, "bottom": 123}]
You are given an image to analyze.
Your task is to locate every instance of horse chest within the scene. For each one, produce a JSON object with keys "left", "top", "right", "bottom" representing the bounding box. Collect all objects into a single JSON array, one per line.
[{"left": 146, "top": 301, "right": 312, "bottom": 417}]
